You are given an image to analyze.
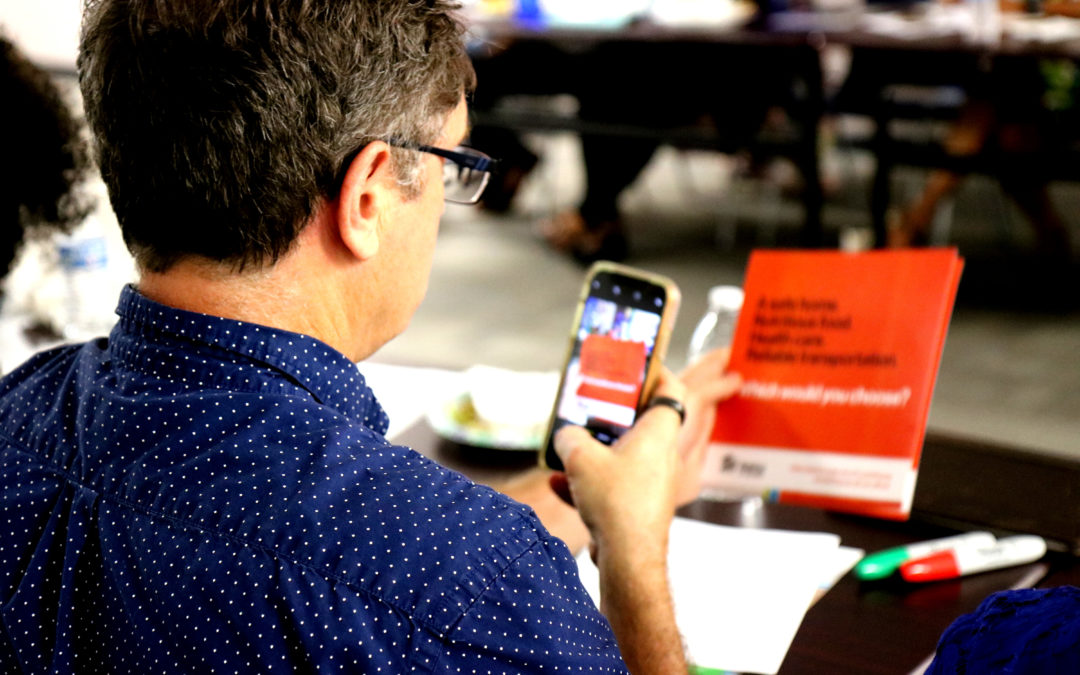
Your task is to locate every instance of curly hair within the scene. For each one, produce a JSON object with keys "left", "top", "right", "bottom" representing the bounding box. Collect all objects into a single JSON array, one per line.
[
  {"left": 79, "top": 0, "right": 475, "bottom": 273},
  {"left": 0, "top": 36, "right": 91, "bottom": 280}
]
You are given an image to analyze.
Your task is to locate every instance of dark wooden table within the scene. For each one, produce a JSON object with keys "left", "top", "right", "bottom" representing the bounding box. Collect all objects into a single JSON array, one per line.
[{"left": 395, "top": 420, "right": 1080, "bottom": 674}]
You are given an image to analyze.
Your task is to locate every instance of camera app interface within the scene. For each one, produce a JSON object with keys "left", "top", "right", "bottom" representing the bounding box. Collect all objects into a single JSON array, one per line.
[{"left": 552, "top": 272, "right": 665, "bottom": 446}]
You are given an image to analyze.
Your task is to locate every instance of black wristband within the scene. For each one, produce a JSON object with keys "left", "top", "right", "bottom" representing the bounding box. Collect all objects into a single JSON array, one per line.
[{"left": 644, "top": 395, "right": 686, "bottom": 425}]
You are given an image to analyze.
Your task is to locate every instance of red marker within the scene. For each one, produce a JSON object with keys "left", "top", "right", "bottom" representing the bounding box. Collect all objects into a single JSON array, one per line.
[{"left": 900, "top": 535, "right": 1047, "bottom": 582}]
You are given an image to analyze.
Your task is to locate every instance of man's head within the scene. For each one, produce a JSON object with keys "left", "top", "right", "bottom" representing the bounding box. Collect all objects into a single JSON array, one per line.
[{"left": 78, "top": 0, "right": 475, "bottom": 274}]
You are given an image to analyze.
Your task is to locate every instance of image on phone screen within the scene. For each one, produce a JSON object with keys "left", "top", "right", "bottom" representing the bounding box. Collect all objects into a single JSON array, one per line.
[{"left": 544, "top": 271, "right": 667, "bottom": 469}]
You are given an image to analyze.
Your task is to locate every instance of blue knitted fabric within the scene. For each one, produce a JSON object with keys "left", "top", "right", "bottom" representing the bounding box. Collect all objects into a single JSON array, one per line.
[{"left": 927, "top": 586, "right": 1080, "bottom": 674}]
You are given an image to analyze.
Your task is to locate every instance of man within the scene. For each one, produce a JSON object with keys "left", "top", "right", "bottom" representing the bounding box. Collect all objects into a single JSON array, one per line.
[{"left": 1, "top": 1, "right": 739, "bottom": 672}]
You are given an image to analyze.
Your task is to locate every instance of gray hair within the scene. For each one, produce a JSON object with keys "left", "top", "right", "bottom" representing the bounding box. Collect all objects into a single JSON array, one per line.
[{"left": 79, "top": 0, "right": 475, "bottom": 272}]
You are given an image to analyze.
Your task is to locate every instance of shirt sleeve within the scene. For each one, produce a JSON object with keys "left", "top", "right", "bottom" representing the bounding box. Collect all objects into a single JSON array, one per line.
[{"left": 434, "top": 535, "right": 628, "bottom": 674}]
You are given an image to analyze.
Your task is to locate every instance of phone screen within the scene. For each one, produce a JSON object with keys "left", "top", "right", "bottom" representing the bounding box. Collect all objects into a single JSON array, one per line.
[{"left": 544, "top": 270, "right": 668, "bottom": 469}]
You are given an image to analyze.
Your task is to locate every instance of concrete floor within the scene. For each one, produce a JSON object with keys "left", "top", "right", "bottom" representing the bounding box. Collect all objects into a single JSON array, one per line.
[{"left": 373, "top": 135, "right": 1080, "bottom": 458}]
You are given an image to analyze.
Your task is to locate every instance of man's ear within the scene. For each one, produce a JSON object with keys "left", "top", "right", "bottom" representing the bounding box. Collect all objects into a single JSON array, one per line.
[{"left": 337, "top": 141, "right": 397, "bottom": 261}]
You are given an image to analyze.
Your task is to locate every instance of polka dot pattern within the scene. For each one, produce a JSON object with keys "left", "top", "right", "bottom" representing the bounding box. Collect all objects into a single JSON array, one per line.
[{"left": 0, "top": 285, "right": 627, "bottom": 673}]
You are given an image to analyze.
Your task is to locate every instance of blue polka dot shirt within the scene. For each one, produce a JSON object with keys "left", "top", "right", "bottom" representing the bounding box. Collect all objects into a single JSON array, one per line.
[{"left": 0, "top": 285, "right": 627, "bottom": 673}]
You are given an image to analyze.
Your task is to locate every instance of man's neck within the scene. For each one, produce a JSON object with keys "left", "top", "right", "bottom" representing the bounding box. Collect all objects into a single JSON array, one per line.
[
  {"left": 136, "top": 237, "right": 362, "bottom": 361},
  {"left": 138, "top": 261, "right": 301, "bottom": 329}
]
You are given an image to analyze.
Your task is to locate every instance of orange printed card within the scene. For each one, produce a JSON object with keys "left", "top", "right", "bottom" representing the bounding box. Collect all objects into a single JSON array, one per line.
[
  {"left": 703, "top": 248, "right": 964, "bottom": 519},
  {"left": 576, "top": 334, "right": 647, "bottom": 409}
]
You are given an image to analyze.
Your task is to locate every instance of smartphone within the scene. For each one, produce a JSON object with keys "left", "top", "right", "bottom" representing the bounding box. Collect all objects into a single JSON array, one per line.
[{"left": 540, "top": 262, "right": 680, "bottom": 471}]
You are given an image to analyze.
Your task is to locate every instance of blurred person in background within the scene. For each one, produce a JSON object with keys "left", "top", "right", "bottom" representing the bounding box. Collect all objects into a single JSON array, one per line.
[
  {"left": 471, "top": 37, "right": 806, "bottom": 262},
  {"left": 0, "top": 34, "right": 91, "bottom": 288}
]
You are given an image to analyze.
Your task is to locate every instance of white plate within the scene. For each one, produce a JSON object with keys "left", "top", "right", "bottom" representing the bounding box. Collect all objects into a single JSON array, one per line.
[
  {"left": 425, "top": 367, "right": 559, "bottom": 451},
  {"left": 426, "top": 391, "right": 547, "bottom": 450}
]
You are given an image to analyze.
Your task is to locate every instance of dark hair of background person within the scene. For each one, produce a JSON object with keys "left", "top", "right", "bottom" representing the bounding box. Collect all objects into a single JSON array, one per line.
[
  {"left": 0, "top": 35, "right": 91, "bottom": 281},
  {"left": 78, "top": 0, "right": 476, "bottom": 274}
]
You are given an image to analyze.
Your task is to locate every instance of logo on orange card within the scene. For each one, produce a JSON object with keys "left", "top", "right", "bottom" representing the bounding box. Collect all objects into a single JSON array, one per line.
[{"left": 576, "top": 334, "right": 647, "bottom": 409}]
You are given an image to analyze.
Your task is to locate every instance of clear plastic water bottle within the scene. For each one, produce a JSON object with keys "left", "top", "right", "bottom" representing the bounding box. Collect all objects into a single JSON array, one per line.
[
  {"left": 687, "top": 285, "right": 744, "bottom": 365},
  {"left": 687, "top": 284, "right": 757, "bottom": 507},
  {"left": 56, "top": 215, "right": 116, "bottom": 340}
]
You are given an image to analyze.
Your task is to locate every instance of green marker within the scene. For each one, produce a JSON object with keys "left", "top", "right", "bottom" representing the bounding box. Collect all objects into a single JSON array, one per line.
[{"left": 855, "top": 531, "right": 996, "bottom": 580}]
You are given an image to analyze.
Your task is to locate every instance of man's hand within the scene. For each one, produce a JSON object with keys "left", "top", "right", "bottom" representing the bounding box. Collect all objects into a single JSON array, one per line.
[
  {"left": 551, "top": 369, "right": 688, "bottom": 674},
  {"left": 673, "top": 347, "right": 742, "bottom": 505},
  {"left": 548, "top": 348, "right": 742, "bottom": 533},
  {"left": 545, "top": 350, "right": 740, "bottom": 674},
  {"left": 552, "top": 369, "right": 687, "bottom": 562}
]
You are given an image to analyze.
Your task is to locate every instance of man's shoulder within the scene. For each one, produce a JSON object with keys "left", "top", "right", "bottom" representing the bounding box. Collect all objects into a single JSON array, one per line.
[
  {"left": 0, "top": 341, "right": 83, "bottom": 390},
  {"left": 0, "top": 342, "right": 86, "bottom": 442}
]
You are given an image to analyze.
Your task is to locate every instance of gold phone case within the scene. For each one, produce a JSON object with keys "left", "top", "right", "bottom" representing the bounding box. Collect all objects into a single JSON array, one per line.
[{"left": 539, "top": 261, "right": 681, "bottom": 470}]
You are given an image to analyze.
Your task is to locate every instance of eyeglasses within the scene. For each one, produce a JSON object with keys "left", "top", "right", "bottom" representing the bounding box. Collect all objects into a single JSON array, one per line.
[{"left": 388, "top": 141, "right": 497, "bottom": 205}]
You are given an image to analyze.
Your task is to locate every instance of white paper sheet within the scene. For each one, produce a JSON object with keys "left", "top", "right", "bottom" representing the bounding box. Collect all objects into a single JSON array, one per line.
[{"left": 576, "top": 517, "right": 852, "bottom": 674}]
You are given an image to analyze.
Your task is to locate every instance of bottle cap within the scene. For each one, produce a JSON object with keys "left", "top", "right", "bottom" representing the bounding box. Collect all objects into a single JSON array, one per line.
[
  {"left": 854, "top": 548, "right": 910, "bottom": 580},
  {"left": 707, "top": 285, "right": 744, "bottom": 312},
  {"left": 899, "top": 551, "right": 961, "bottom": 583}
]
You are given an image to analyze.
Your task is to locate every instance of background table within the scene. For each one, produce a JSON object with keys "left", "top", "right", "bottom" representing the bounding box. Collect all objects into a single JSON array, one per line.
[{"left": 468, "top": 9, "right": 1080, "bottom": 247}]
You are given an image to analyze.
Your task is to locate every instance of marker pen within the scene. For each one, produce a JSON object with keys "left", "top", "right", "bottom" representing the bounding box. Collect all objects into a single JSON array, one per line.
[
  {"left": 900, "top": 535, "right": 1047, "bottom": 583},
  {"left": 854, "top": 531, "right": 996, "bottom": 580}
]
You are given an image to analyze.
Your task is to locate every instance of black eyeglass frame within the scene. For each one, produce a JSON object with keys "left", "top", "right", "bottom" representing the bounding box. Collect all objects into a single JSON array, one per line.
[{"left": 386, "top": 140, "right": 498, "bottom": 205}]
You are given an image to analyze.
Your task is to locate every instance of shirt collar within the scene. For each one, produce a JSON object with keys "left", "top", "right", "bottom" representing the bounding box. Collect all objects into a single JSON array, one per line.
[{"left": 114, "top": 284, "right": 389, "bottom": 433}]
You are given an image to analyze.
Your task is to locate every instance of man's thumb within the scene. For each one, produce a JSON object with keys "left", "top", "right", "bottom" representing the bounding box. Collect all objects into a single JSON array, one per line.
[{"left": 553, "top": 425, "right": 596, "bottom": 468}]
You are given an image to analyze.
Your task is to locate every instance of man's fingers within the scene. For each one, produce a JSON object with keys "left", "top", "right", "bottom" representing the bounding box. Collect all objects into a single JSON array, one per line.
[
  {"left": 649, "top": 366, "right": 688, "bottom": 402},
  {"left": 639, "top": 398, "right": 687, "bottom": 430},
  {"left": 553, "top": 425, "right": 601, "bottom": 468},
  {"left": 680, "top": 347, "right": 732, "bottom": 385},
  {"left": 637, "top": 367, "right": 688, "bottom": 428},
  {"left": 548, "top": 472, "right": 575, "bottom": 507},
  {"left": 694, "top": 372, "right": 743, "bottom": 406}
]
